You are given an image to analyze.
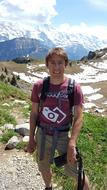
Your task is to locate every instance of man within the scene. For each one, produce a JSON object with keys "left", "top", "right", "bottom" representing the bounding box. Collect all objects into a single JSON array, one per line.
[{"left": 27, "top": 47, "right": 90, "bottom": 190}]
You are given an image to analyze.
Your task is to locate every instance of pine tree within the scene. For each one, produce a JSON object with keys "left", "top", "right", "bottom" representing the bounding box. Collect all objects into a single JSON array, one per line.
[{"left": 10, "top": 75, "right": 17, "bottom": 86}]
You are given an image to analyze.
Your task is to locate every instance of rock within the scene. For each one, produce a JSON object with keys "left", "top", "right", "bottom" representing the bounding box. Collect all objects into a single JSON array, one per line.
[
  {"left": 0, "top": 130, "right": 3, "bottom": 136},
  {"left": 5, "top": 136, "right": 20, "bottom": 150},
  {"left": 22, "top": 136, "right": 29, "bottom": 142},
  {"left": 87, "top": 51, "right": 96, "bottom": 59},
  {"left": 2, "top": 103, "right": 10, "bottom": 107},
  {"left": 15, "top": 123, "right": 30, "bottom": 136},
  {"left": 13, "top": 99, "right": 27, "bottom": 105},
  {"left": 95, "top": 108, "right": 105, "bottom": 113},
  {"left": 3, "top": 123, "right": 14, "bottom": 130}
]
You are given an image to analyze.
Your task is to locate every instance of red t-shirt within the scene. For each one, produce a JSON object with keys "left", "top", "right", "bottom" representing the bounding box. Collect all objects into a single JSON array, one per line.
[{"left": 31, "top": 77, "right": 84, "bottom": 127}]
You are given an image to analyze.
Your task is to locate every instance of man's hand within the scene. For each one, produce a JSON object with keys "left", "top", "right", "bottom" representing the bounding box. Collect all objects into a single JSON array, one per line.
[
  {"left": 25, "top": 139, "right": 36, "bottom": 153},
  {"left": 67, "top": 141, "right": 77, "bottom": 165}
]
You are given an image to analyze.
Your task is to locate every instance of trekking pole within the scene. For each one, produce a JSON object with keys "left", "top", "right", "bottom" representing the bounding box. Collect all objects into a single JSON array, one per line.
[
  {"left": 76, "top": 147, "right": 85, "bottom": 190},
  {"left": 54, "top": 148, "right": 85, "bottom": 190}
]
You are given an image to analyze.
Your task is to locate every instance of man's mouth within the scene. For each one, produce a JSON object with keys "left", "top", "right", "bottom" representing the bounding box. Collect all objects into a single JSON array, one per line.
[{"left": 53, "top": 71, "right": 60, "bottom": 74}]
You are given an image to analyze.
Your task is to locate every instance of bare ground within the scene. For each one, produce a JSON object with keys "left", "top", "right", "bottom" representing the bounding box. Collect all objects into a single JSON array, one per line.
[{"left": 0, "top": 143, "right": 45, "bottom": 190}]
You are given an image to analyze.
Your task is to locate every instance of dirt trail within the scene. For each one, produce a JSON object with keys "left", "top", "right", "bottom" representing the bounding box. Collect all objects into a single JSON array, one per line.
[{"left": 0, "top": 143, "right": 45, "bottom": 190}]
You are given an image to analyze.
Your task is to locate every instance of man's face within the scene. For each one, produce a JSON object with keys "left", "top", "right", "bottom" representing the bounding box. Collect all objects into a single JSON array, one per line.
[{"left": 47, "top": 54, "right": 66, "bottom": 80}]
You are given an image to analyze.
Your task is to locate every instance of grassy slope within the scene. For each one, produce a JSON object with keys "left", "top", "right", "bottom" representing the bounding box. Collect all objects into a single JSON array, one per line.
[
  {"left": 0, "top": 81, "right": 28, "bottom": 100},
  {"left": 0, "top": 81, "right": 30, "bottom": 126},
  {"left": 79, "top": 113, "right": 107, "bottom": 189},
  {"left": 53, "top": 113, "right": 107, "bottom": 190}
]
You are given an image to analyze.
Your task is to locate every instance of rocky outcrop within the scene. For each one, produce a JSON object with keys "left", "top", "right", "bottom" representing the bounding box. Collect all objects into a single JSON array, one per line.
[{"left": 81, "top": 47, "right": 107, "bottom": 61}]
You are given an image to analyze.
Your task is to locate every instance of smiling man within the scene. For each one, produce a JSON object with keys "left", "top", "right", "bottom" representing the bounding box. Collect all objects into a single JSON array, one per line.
[{"left": 27, "top": 47, "right": 90, "bottom": 190}]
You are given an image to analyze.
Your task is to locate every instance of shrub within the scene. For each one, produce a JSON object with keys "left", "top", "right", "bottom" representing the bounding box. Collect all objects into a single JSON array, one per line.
[{"left": 0, "top": 129, "right": 18, "bottom": 143}]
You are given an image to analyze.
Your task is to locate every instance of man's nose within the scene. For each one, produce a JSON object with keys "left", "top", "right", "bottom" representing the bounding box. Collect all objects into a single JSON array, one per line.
[{"left": 54, "top": 63, "right": 60, "bottom": 69}]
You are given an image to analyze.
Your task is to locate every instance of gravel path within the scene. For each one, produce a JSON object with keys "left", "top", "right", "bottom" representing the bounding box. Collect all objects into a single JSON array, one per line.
[{"left": 0, "top": 143, "right": 45, "bottom": 190}]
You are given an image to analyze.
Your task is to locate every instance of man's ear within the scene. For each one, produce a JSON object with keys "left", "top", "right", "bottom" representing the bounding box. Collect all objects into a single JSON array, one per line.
[
  {"left": 46, "top": 62, "right": 48, "bottom": 67},
  {"left": 65, "top": 62, "right": 68, "bottom": 67}
]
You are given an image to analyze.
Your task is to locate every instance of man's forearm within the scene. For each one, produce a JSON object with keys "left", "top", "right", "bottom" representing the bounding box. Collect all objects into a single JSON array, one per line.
[
  {"left": 29, "top": 112, "right": 37, "bottom": 141},
  {"left": 69, "top": 116, "right": 83, "bottom": 146}
]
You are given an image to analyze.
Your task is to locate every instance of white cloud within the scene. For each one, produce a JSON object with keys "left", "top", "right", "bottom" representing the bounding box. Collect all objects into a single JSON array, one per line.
[
  {"left": 0, "top": 0, "right": 107, "bottom": 41},
  {"left": 0, "top": 0, "right": 57, "bottom": 25},
  {"left": 58, "top": 22, "right": 107, "bottom": 40},
  {"left": 86, "top": 0, "right": 107, "bottom": 9}
]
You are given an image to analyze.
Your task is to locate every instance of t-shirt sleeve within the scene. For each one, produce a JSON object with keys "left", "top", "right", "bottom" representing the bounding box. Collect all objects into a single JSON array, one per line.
[
  {"left": 74, "top": 83, "right": 84, "bottom": 106},
  {"left": 31, "top": 80, "right": 42, "bottom": 103}
]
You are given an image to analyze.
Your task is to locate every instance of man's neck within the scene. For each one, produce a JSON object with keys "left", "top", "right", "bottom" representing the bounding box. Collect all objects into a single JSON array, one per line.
[{"left": 50, "top": 75, "right": 66, "bottom": 85}]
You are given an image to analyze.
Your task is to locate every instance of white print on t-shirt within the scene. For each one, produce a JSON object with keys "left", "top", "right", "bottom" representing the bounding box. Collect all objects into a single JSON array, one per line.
[
  {"left": 42, "top": 107, "right": 66, "bottom": 123},
  {"left": 47, "top": 91, "right": 68, "bottom": 99}
]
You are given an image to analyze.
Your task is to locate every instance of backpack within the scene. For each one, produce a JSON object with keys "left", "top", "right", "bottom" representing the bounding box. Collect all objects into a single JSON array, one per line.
[{"left": 40, "top": 76, "right": 75, "bottom": 110}]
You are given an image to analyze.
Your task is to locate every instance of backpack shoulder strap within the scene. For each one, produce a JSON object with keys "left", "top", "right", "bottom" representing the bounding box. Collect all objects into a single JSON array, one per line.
[
  {"left": 40, "top": 76, "right": 50, "bottom": 101},
  {"left": 67, "top": 78, "right": 75, "bottom": 108},
  {"left": 40, "top": 76, "right": 75, "bottom": 107}
]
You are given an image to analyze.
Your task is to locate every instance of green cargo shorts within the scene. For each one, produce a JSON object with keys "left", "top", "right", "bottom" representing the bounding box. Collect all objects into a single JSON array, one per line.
[{"left": 35, "top": 128, "right": 78, "bottom": 177}]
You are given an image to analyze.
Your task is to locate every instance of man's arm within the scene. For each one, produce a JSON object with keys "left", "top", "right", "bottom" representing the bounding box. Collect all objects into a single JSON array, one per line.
[
  {"left": 67, "top": 105, "right": 83, "bottom": 164},
  {"left": 26, "top": 102, "right": 39, "bottom": 153}
]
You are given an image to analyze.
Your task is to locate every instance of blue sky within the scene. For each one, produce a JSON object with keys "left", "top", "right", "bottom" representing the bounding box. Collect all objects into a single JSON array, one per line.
[
  {"left": 53, "top": 0, "right": 107, "bottom": 26},
  {"left": 0, "top": 0, "right": 107, "bottom": 39}
]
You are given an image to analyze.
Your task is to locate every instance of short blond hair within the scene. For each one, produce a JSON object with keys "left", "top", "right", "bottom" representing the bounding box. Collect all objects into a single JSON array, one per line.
[{"left": 45, "top": 47, "right": 68, "bottom": 66}]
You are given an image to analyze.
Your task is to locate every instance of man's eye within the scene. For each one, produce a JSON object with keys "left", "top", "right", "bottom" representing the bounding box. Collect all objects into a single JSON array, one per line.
[
  {"left": 50, "top": 61, "right": 63, "bottom": 65},
  {"left": 51, "top": 61, "right": 55, "bottom": 65},
  {"left": 58, "top": 61, "right": 63, "bottom": 64}
]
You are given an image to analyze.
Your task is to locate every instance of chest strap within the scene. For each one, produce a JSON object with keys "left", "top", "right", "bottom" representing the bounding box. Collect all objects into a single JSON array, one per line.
[{"left": 38, "top": 124, "right": 70, "bottom": 163}]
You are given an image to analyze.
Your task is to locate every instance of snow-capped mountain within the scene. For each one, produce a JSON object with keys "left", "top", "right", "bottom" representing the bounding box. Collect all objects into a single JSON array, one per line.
[
  {"left": 35, "top": 24, "right": 107, "bottom": 50},
  {"left": 0, "top": 21, "right": 107, "bottom": 61}
]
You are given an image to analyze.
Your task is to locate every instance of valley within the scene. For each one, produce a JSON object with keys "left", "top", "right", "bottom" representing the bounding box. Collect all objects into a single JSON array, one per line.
[{"left": 0, "top": 57, "right": 107, "bottom": 117}]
